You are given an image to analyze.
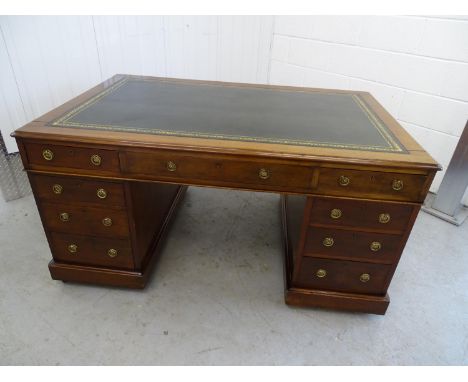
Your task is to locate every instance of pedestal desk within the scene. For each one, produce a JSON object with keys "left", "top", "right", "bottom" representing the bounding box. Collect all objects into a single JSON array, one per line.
[{"left": 12, "top": 74, "right": 440, "bottom": 315}]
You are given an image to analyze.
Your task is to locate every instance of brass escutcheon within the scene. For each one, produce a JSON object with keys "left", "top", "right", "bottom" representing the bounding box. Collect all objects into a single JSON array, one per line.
[
  {"left": 90, "top": 154, "right": 102, "bottom": 166},
  {"left": 370, "top": 241, "right": 382, "bottom": 252},
  {"left": 379, "top": 213, "right": 391, "bottom": 224},
  {"left": 107, "top": 248, "right": 118, "bottom": 258},
  {"left": 316, "top": 269, "right": 327, "bottom": 278},
  {"left": 392, "top": 179, "right": 404, "bottom": 191},
  {"left": 258, "top": 168, "right": 270, "bottom": 180},
  {"left": 360, "top": 273, "right": 371, "bottom": 283},
  {"left": 330, "top": 208, "right": 342, "bottom": 219},
  {"left": 42, "top": 149, "right": 54, "bottom": 161},
  {"left": 59, "top": 212, "right": 69, "bottom": 222},
  {"left": 68, "top": 244, "right": 78, "bottom": 254},
  {"left": 323, "top": 237, "right": 334, "bottom": 247},
  {"left": 102, "top": 217, "right": 113, "bottom": 227},
  {"left": 166, "top": 161, "right": 177, "bottom": 172},
  {"left": 338, "top": 175, "right": 350, "bottom": 186},
  {"left": 97, "top": 188, "right": 107, "bottom": 199},
  {"left": 52, "top": 184, "right": 63, "bottom": 195}
]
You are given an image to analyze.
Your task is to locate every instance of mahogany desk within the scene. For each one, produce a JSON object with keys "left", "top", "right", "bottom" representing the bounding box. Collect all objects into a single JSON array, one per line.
[{"left": 12, "top": 75, "right": 440, "bottom": 315}]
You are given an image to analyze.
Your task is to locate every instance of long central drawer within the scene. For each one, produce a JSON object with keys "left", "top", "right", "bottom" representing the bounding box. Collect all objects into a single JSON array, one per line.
[{"left": 121, "top": 150, "right": 313, "bottom": 192}]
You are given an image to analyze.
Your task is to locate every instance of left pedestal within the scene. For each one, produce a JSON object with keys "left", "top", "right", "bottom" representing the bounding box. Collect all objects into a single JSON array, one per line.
[{"left": 28, "top": 172, "right": 186, "bottom": 288}]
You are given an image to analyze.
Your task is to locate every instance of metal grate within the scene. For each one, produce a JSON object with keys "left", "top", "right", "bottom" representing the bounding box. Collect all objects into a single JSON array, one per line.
[{"left": 0, "top": 130, "right": 31, "bottom": 201}]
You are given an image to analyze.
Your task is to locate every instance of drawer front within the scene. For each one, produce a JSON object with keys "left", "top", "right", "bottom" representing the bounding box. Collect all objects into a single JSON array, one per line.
[
  {"left": 31, "top": 174, "right": 125, "bottom": 208},
  {"left": 24, "top": 142, "right": 120, "bottom": 174},
  {"left": 123, "top": 150, "right": 312, "bottom": 192},
  {"left": 315, "top": 168, "right": 427, "bottom": 202},
  {"left": 294, "top": 257, "right": 392, "bottom": 295},
  {"left": 304, "top": 227, "right": 402, "bottom": 264},
  {"left": 309, "top": 196, "right": 416, "bottom": 233},
  {"left": 50, "top": 232, "right": 134, "bottom": 269},
  {"left": 40, "top": 202, "right": 130, "bottom": 238}
]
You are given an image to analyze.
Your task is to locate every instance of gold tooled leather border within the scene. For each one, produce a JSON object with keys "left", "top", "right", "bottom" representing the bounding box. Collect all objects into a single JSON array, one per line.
[{"left": 51, "top": 77, "right": 405, "bottom": 153}]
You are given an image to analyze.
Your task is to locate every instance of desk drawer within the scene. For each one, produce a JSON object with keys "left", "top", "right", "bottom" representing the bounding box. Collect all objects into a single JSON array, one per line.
[
  {"left": 40, "top": 202, "right": 130, "bottom": 238},
  {"left": 315, "top": 168, "right": 427, "bottom": 202},
  {"left": 24, "top": 142, "right": 120, "bottom": 174},
  {"left": 304, "top": 227, "right": 401, "bottom": 264},
  {"left": 309, "top": 196, "right": 416, "bottom": 233},
  {"left": 295, "top": 257, "right": 392, "bottom": 295},
  {"left": 122, "top": 150, "right": 312, "bottom": 192},
  {"left": 31, "top": 174, "right": 125, "bottom": 208},
  {"left": 50, "top": 232, "right": 134, "bottom": 269}
]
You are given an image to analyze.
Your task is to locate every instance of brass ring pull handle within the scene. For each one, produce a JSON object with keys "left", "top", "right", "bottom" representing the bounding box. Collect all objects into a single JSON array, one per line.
[
  {"left": 322, "top": 237, "right": 334, "bottom": 247},
  {"left": 107, "top": 248, "right": 118, "bottom": 258},
  {"left": 330, "top": 208, "right": 342, "bottom": 219},
  {"left": 360, "top": 273, "right": 371, "bottom": 283},
  {"left": 97, "top": 188, "right": 107, "bottom": 199},
  {"left": 338, "top": 175, "right": 350, "bottom": 186},
  {"left": 42, "top": 149, "right": 54, "bottom": 161},
  {"left": 52, "top": 184, "right": 63, "bottom": 194},
  {"left": 378, "top": 213, "right": 391, "bottom": 224},
  {"left": 258, "top": 168, "right": 270, "bottom": 180},
  {"left": 166, "top": 161, "right": 177, "bottom": 172},
  {"left": 370, "top": 241, "right": 382, "bottom": 252},
  {"left": 68, "top": 244, "right": 78, "bottom": 254},
  {"left": 102, "top": 217, "right": 113, "bottom": 227},
  {"left": 316, "top": 269, "right": 327, "bottom": 278},
  {"left": 392, "top": 179, "right": 404, "bottom": 191},
  {"left": 59, "top": 212, "right": 70, "bottom": 222},
  {"left": 90, "top": 154, "right": 102, "bottom": 166}
]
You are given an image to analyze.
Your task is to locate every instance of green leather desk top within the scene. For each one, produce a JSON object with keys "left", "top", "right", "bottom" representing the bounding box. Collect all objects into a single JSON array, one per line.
[{"left": 50, "top": 76, "right": 405, "bottom": 153}]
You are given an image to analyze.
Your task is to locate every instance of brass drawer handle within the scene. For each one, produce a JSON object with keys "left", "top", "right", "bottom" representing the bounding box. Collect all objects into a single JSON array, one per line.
[
  {"left": 379, "top": 213, "right": 391, "bottom": 224},
  {"left": 107, "top": 248, "right": 118, "bottom": 258},
  {"left": 90, "top": 154, "right": 102, "bottom": 166},
  {"left": 97, "top": 188, "right": 107, "bottom": 199},
  {"left": 323, "top": 237, "right": 334, "bottom": 247},
  {"left": 338, "top": 175, "right": 350, "bottom": 186},
  {"left": 102, "top": 217, "right": 113, "bottom": 227},
  {"left": 316, "top": 269, "right": 327, "bottom": 278},
  {"left": 360, "top": 273, "right": 371, "bottom": 283},
  {"left": 68, "top": 244, "right": 78, "bottom": 254},
  {"left": 392, "top": 179, "right": 404, "bottom": 191},
  {"left": 52, "top": 184, "right": 63, "bottom": 194},
  {"left": 370, "top": 241, "right": 382, "bottom": 252},
  {"left": 42, "top": 149, "right": 54, "bottom": 161},
  {"left": 166, "top": 161, "right": 177, "bottom": 172},
  {"left": 330, "top": 208, "right": 342, "bottom": 219},
  {"left": 258, "top": 168, "right": 270, "bottom": 180},
  {"left": 59, "top": 212, "right": 70, "bottom": 222}
]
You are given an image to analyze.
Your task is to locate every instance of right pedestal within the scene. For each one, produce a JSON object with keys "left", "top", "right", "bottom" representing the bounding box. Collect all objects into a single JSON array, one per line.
[{"left": 281, "top": 194, "right": 421, "bottom": 315}]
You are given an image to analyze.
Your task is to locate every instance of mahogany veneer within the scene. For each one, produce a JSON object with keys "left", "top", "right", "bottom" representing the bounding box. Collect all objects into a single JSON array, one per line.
[{"left": 13, "top": 74, "right": 440, "bottom": 314}]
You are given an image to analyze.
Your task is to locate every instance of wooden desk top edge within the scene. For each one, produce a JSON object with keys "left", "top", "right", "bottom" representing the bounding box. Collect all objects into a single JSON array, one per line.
[{"left": 13, "top": 74, "right": 441, "bottom": 172}]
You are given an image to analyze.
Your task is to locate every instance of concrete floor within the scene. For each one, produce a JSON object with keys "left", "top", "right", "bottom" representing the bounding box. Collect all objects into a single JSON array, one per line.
[{"left": 0, "top": 187, "right": 467, "bottom": 365}]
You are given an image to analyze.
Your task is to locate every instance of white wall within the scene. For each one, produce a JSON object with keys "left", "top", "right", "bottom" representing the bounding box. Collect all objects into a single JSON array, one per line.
[{"left": 1, "top": 15, "right": 467, "bottom": 202}]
